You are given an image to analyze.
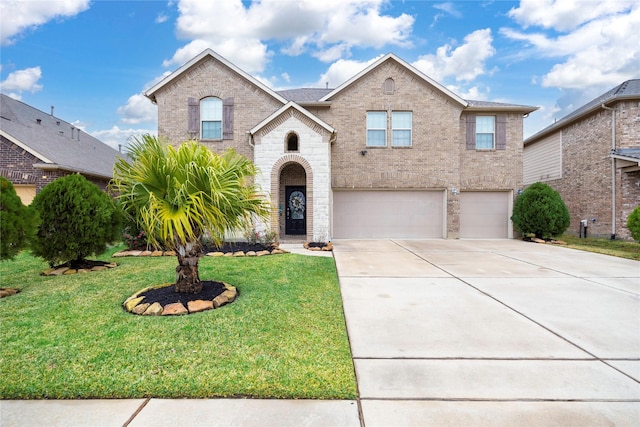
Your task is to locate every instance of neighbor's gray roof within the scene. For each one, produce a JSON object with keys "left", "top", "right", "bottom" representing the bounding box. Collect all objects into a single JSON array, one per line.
[
  {"left": 0, "top": 93, "right": 123, "bottom": 179},
  {"left": 525, "top": 79, "right": 640, "bottom": 144},
  {"left": 613, "top": 148, "right": 640, "bottom": 161}
]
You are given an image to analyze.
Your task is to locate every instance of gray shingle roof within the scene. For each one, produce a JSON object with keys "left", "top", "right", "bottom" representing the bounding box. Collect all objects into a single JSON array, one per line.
[
  {"left": 276, "top": 88, "right": 334, "bottom": 103},
  {"left": 613, "top": 148, "right": 640, "bottom": 160},
  {"left": 0, "top": 94, "right": 122, "bottom": 179},
  {"left": 526, "top": 79, "right": 640, "bottom": 143}
]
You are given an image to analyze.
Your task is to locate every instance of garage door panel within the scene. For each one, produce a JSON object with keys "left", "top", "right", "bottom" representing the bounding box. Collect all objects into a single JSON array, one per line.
[
  {"left": 333, "top": 190, "right": 444, "bottom": 239},
  {"left": 460, "top": 192, "right": 510, "bottom": 239}
]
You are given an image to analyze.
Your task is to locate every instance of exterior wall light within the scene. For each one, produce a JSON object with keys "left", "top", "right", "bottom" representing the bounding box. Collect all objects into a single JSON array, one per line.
[{"left": 451, "top": 188, "right": 458, "bottom": 196}]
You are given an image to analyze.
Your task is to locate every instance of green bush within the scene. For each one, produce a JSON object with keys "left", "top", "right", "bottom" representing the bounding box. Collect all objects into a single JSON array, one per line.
[
  {"left": 627, "top": 205, "right": 640, "bottom": 241},
  {"left": 511, "top": 182, "right": 570, "bottom": 239},
  {"left": 0, "top": 177, "right": 37, "bottom": 260},
  {"left": 31, "top": 174, "right": 122, "bottom": 267}
]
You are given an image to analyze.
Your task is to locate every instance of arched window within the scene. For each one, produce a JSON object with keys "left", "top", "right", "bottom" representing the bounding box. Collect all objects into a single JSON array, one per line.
[
  {"left": 286, "top": 132, "right": 299, "bottom": 152},
  {"left": 200, "top": 97, "right": 222, "bottom": 139}
]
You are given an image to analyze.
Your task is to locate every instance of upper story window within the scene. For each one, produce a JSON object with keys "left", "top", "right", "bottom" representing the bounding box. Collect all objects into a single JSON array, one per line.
[
  {"left": 475, "top": 115, "right": 495, "bottom": 149},
  {"left": 367, "top": 111, "right": 387, "bottom": 147},
  {"left": 286, "top": 132, "right": 299, "bottom": 152},
  {"left": 392, "top": 111, "right": 412, "bottom": 147},
  {"left": 200, "top": 97, "right": 222, "bottom": 140}
]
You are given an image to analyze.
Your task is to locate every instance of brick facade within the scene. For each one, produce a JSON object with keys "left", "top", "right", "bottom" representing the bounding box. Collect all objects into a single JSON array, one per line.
[{"left": 149, "top": 51, "right": 533, "bottom": 240}]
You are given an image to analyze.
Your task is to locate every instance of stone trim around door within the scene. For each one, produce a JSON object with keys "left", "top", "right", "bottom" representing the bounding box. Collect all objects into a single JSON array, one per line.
[{"left": 270, "top": 154, "right": 314, "bottom": 242}]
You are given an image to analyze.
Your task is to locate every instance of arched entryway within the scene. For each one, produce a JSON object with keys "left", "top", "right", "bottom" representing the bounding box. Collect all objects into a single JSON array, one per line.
[{"left": 271, "top": 155, "right": 314, "bottom": 242}]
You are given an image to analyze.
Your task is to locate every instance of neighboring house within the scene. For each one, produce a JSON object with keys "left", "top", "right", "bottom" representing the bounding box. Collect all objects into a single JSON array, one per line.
[
  {"left": 524, "top": 80, "right": 640, "bottom": 240},
  {"left": 0, "top": 93, "right": 122, "bottom": 204},
  {"left": 145, "top": 49, "right": 537, "bottom": 241}
]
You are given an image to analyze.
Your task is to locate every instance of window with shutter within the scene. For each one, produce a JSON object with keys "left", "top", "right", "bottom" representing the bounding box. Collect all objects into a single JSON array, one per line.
[
  {"left": 223, "top": 97, "right": 234, "bottom": 140},
  {"left": 188, "top": 97, "right": 199, "bottom": 137},
  {"left": 200, "top": 97, "right": 222, "bottom": 140},
  {"left": 496, "top": 114, "right": 507, "bottom": 150},
  {"left": 475, "top": 115, "right": 495, "bottom": 149},
  {"left": 465, "top": 113, "right": 476, "bottom": 150}
]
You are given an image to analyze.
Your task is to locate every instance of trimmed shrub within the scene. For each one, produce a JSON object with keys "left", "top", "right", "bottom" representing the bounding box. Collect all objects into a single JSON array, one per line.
[
  {"left": 0, "top": 177, "right": 37, "bottom": 260},
  {"left": 31, "top": 174, "right": 122, "bottom": 267},
  {"left": 627, "top": 206, "right": 640, "bottom": 242},
  {"left": 511, "top": 182, "right": 570, "bottom": 239}
]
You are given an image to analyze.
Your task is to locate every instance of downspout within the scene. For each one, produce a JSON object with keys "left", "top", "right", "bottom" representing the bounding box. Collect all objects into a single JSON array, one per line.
[{"left": 601, "top": 103, "right": 616, "bottom": 239}]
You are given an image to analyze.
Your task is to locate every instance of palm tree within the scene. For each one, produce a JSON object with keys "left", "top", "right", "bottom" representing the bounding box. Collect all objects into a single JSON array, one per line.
[{"left": 111, "top": 135, "right": 269, "bottom": 293}]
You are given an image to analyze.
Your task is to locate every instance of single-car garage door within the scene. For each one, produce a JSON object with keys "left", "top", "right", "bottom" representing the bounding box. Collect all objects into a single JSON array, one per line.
[
  {"left": 459, "top": 191, "right": 511, "bottom": 238},
  {"left": 333, "top": 190, "right": 445, "bottom": 238}
]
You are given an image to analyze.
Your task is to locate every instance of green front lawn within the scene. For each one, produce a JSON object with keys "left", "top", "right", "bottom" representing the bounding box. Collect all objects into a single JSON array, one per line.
[
  {"left": 0, "top": 247, "right": 357, "bottom": 399},
  {"left": 560, "top": 235, "right": 640, "bottom": 261}
]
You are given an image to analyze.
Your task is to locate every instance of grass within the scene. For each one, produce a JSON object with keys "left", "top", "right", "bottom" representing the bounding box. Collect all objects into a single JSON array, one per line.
[
  {"left": 0, "top": 246, "right": 357, "bottom": 399},
  {"left": 560, "top": 235, "right": 640, "bottom": 261}
]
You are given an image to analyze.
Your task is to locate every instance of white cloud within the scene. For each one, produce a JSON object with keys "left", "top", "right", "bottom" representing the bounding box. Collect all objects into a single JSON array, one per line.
[
  {"left": 508, "top": 0, "right": 634, "bottom": 31},
  {"left": 0, "top": 0, "right": 90, "bottom": 45},
  {"left": 90, "top": 126, "right": 157, "bottom": 151},
  {"left": 502, "top": 3, "right": 640, "bottom": 90},
  {"left": 117, "top": 94, "right": 157, "bottom": 125},
  {"left": 155, "top": 13, "right": 168, "bottom": 24},
  {"left": 165, "top": 0, "right": 415, "bottom": 71},
  {"left": 314, "top": 55, "right": 383, "bottom": 88},
  {"left": 412, "top": 28, "right": 496, "bottom": 83},
  {"left": 433, "top": 2, "right": 462, "bottom": 18},
  {"left": 0, "top": 67, "right": 43, "bottom": 94}
]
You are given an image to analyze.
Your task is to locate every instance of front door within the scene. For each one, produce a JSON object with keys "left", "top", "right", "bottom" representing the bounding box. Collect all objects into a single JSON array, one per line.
[{"left": 285, "top": 186, "right": 306, "bottom": 235}]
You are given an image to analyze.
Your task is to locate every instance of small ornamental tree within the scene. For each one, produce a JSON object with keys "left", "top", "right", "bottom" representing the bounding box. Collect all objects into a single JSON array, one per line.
[
  {"left": 111, "top": 135, "right": 269, "bottom": 294},
  {"left": 31, "top": 174, "right": 122, "bottom": 267},
  {"left": 627, "top": 206, "right": 640, "bottom": 242},
  {"left": 511, "top": 182, "right": 570, "bottom": 240},
  {"left": 0, "top": 177, "right": 37, "bottom": 260}
]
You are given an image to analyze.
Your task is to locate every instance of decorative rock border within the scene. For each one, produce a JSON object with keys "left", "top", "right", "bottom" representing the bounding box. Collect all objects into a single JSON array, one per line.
[
  {"left": 123, "top": 282, "right": 238, "bottom": 316},
  {"left": 526, "top": 238, "right": 567, "bottom": 245},
  {"left": 41, "top": 262, "right": 118, "bottom": 276},
  {"left": 113, "top": 248, "right": 288, "bottom": 258},
  {"left": 304, "top": 242, "right": 333, "bottom": 252},
  {"left": 0, "top": 288, "right": 20, "bottom": 298}
]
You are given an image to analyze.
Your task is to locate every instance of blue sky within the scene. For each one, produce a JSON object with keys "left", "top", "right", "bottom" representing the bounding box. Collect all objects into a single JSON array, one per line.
[{"left": 1, "top": 0, "right": 638, "bottom": 150}]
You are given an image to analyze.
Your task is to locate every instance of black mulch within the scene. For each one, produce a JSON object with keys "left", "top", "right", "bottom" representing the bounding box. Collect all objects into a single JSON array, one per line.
[
  {"left": 203, "top": 242, "right": 275, "bottom": 253},
  {"left": 52, "top": 259, "right": 114, "bottom": 270},
  {"left": 138, "top": 280, "right": 228, "bottom": 307}
]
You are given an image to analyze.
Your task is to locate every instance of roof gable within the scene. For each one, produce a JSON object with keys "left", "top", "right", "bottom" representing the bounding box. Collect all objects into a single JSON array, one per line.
[
  {"left": 0, "top": 94, "right": 122, "bottom": 179},
  {"left": 319, "top": 53, "right": 468, "bottom": 106},
  {"left": 145, "top": 49, "right": 288, "bottom": 105},
  {"left": 250, "top": 101, "right": 335, "bottom": 135}
]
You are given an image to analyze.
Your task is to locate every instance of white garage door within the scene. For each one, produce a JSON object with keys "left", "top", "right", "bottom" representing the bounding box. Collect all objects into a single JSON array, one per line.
[
  {"left": 460, "top": 191, "right": 510, "bottom": 238},
  {"left": 333, "top": 190, "right": 445, "bottom": 239}
]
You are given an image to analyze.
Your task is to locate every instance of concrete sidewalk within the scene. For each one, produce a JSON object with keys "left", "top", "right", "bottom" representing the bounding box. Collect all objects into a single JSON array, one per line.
[{"left": 2, "top": 240, "right": 639, "bottom": 426}]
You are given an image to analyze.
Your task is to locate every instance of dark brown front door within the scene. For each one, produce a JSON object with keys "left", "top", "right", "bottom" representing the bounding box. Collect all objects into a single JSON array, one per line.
[{"left": 285, "top": 186, "right": 306, "bottom": 235}]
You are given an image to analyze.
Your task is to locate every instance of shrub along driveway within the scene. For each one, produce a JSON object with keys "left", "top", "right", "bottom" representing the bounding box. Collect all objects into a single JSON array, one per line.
[{"left": 334, "top": 239, "right": 640, "bottom": 426}]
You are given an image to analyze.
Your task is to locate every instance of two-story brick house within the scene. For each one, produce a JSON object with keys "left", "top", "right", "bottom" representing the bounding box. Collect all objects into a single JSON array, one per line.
[
  {"left": 0, "top": 93, "right": 122, "bottom": 204},
  {"left": 524, "top": 80, "right": 640, "bottom": 240},
  {"left": 145, "top": 49, "right": 537, "bottom": 241}
]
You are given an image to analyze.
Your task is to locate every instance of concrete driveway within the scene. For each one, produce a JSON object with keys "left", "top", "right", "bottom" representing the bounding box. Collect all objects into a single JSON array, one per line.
[{"left": 333, "top": 239, "right": 640, "bottom": 426}]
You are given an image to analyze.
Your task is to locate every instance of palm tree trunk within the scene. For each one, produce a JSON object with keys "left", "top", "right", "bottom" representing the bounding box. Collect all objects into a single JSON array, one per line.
[{"left": 174, "top": 241, "right": 202, "bottom": 293}]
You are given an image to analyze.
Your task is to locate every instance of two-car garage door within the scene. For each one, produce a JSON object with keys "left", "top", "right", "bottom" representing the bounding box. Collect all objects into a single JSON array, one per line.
[
  {"left": 333, "top": 190, "right": 445, "bottom": 239},
  {"left": 333, "top": 190, "right": 511, "bottom": 239}
]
